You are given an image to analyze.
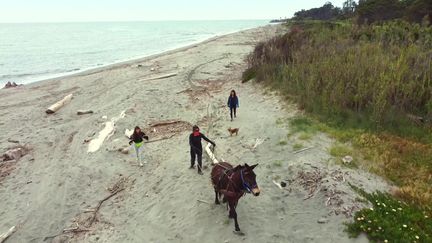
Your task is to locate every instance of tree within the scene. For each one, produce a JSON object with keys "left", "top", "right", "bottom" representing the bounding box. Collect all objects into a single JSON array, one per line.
[
  {"left": 343, "top": 0, "right": 358, "bottom": 16},
  {"left": 356, "top": 0, "right": 404, "bottom": 24},
  {"left": 294, "top": 2, "right": 343, "bottom": 20},
  {"left": 404, "top": 0, "right": 432, "bottom": 24}
]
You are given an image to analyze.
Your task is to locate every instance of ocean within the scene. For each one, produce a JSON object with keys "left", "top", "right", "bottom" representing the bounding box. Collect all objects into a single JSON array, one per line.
[{"left": 0, "top": 20, "right": 268, "bottom": 85}]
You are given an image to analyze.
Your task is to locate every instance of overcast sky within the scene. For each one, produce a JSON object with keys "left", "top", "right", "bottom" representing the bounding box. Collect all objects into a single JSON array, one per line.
[{"left": 0, "top": 0, "right": 346, "bottom": 23}]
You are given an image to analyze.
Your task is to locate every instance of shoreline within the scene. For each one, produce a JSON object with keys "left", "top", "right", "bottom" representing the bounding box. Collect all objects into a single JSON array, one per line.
[{"left": 2, "top": 24, "right": 273, "bottom": 88}]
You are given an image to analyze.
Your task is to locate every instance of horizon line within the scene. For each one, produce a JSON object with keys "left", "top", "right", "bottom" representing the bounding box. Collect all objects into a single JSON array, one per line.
[{"left": 0, "top": 18, "right": 274, "bottom": 24}]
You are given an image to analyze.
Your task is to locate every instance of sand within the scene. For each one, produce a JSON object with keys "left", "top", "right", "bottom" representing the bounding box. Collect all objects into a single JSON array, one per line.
[{"left": 0, "top": 25, "right": 390, "bottom": 243}]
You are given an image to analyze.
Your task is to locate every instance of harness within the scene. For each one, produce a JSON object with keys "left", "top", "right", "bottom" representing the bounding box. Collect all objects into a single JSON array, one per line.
[
  {"left": 214, "top": 164, "right": 255, "bottom": 194},
  {"left": 240, "top": 169, "right": 256, "bottom": 194},
  {"left": 214, "top": 164, "right": 233, "bottom": 189}
]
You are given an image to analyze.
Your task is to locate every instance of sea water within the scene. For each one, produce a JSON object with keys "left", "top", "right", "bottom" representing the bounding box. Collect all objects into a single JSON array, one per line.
[{"left": 0, "top": 20, "right": 268, "bottom": 85}]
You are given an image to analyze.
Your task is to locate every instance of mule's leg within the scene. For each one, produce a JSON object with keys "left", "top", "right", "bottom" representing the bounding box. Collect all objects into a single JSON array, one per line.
[
  {"left": 228, "top": 201, "right": 241, "bottom": 232},
  {"left": 214, "top": 189, "right": 220, "bottom": 204}
]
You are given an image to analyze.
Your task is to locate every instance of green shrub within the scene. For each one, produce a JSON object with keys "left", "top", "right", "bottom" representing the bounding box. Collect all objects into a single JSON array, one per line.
[
  {"left": 329, "top": 144, "right": 353, "bottom": 157},
  {"left": 241, "top": 67, "right": 256, "bottom": 83},
  {"left": 346, "top": 186, "right": 432, "bottom": 243},
  {"left": 247, "top": 20, "right": 432, "bottom": 142}
]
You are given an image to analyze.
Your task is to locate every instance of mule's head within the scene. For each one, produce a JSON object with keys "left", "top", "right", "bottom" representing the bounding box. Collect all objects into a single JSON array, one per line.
[{"left": 241, "top": 163, "right": 260, "bottom": 196}]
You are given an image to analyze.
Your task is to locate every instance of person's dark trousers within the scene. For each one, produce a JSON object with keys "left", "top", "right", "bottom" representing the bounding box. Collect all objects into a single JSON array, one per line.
[
  {"left": 230, "top": 107, "right": 237, "bottom": 120},
  {"left": 190, "top": 148, "right": 203, "bottom": 172}
]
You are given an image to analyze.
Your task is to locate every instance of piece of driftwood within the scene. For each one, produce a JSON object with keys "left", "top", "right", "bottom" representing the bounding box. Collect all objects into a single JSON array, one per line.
[
  {"left": 0, "top": 225, "right": 16, "bottom": 243},
  {"left": 43, "top": 227, "right": 89, "bottom": 242},
  {"left": 2, "top": 145, "right": 30, "bottom": 162},
  {"left": 293, "top": 146, "right": 314, "bottom": 154},
  {"left": 119, "top": 147, "right": 129, "bottom": 154},
  {"left": 88, "top": 110, "right": 125, "bottom": 153},
  {"left": 77, "top": 110, "right": 93, "bottom": 115},
  {"left": 205, "top": 143, "right": 219, "bottom": 164},
  {"left": 149, "top": 120, "right": 182, "bottom": 127},
  {"left": 3, "top": 82, "right": 20, "bottom": 89},
  {"left": 124, "top": 129, "right": 133, "bottom": 138},
  {"left": 43, "top": 178, "right": 129, "bottom": 241},
  {"left": 88, "top": 188, "right": 125, "bottom": 226},
  {"left": 176, "top": 88, "right": 192, "bottom": 94},
  {"left": 62, "top": 227, "right": 90, "bottom": 234},
  {"left": 197, "top": 199, "right": 210, "bottom": 204},
  {"left": 145, "top": 134, "right": 175, "bottom": 143},
  {"left": 6, "top": 139, "right": 19, "bottom": 144},
  {"left": 407, "top": 113, "right": 424, "bottom": 125},
  {"left": 252, "top": 138, "right": 265, "bottom": 150},
  {"left": 46, "top": 94, "right": 73, "bottom": 114},
  {"left": 139, "top": 73, "right": 177, "bottom": 82},
  {"left": 272, "top": 180, "right": 283, "bottom": 190}
]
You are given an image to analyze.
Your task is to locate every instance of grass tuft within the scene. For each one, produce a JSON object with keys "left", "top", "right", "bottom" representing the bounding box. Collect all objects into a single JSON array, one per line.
[
  {"left": 273, "top": 160, "right": 283, "bottom": 167},
  {"left": 292, "top": 143, "right": 304, "bottom": 151}
]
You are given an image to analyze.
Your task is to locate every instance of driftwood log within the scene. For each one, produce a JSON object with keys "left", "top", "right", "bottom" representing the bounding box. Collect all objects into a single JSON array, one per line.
[
  {"left": 3, "top": 82, "right": 19, "bottom": 89},
  {"left": 252, "top": 138, "right": 265, "bottom": 150},
  {"left": 77, "top": 110, "right": 93, "bottom": 115},
  {"left": 272, "top": 180, "right": 283, "bottom": 190},
  {"left": 46, "top": 94, "right": 73, "bottom": 114},
  {"left": 88, "top": 188, "right": 125, "bottom": 226},
  {"left": 0, "top": 226, "right": 16, "bottom": 243},
  {"left": 293, "top": 146, "right": 314, "bottom": 154},
  {"left": 88, "top": 111, "right": 125, "bottom": 153},
  {"left": 2, "top": 145, "right": 31, "bottom": 162},
  {"left": 6, "top": 139, "right": 19, "bottom": 144},
  {"left": 197, "top": 199, "right": 210, "bottom": 204},
  {"left": 124, "top": 129, "right": 133, "bottom": 139},
  {"left": 205, "top": 143, "right": 218, "bottom": 164},
  {"left": 139, "top": 73, "right": 177, "bottom": 82},
  {"left": 149, "top": 120, "right": 182, "bottom": 127},
  {"left": 145, "top": 134, "right": 175, "bottom": 143}
]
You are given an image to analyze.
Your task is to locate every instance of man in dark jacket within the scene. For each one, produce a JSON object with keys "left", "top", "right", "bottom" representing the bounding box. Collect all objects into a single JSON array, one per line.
[{"left": 189, "top": 125, "right": 216, "bottom": 175}]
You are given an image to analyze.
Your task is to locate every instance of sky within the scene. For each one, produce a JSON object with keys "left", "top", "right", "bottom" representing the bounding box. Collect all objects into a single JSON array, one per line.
[{"left": 0, "top": 0, "right": 346, "bottom": 23}]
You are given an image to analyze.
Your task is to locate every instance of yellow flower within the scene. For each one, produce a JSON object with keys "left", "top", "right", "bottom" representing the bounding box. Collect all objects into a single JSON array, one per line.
[
  {"left": 415, "top": 235, "right": 420, "bottom": 239},
  {"left": 370, "top": 207, "right": 374, "bottom": 211},
  {"left": 397, "top": 207, "right": 402, "bottom": 211},
  {"left": 403, "top": 224, "right": 407, "bottom": 228},
  {"left": 392, "top": 209, "right": 397, "bottom": 212},
  {"left": 384, "top": 240, "right": 388, "bottom": 243}
]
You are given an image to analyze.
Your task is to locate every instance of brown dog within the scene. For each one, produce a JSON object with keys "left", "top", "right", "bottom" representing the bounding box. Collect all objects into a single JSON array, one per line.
[{"left": 228, "top": 127, "right": 239, "bottom": 136}]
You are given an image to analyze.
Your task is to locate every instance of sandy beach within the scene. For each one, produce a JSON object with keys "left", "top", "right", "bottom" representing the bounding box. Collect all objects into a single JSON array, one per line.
[{"left": 0, "top": 25, "right": 389, "bottom": 243}]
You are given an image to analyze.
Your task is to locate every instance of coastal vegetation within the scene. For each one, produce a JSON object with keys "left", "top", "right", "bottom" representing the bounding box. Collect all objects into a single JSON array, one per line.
[{"left": 244, "top": 0, "right": 432, "bottom": 241}]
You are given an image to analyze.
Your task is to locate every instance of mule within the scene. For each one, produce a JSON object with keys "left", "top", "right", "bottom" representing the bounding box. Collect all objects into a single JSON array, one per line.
[{"left": 211, "top": 162, "right": 260, "bottom": 233}]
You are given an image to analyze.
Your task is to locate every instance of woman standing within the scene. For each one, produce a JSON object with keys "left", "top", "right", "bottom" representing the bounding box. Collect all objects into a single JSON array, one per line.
[
  {"left": 189, "top": 125, "right": 216, "bottom": 175},
  {"left": 227, "top": 90, "right": 239, "bottom": 121},
  {"left": 129, "top": 126, "right": 149, "bottom": 166}
]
